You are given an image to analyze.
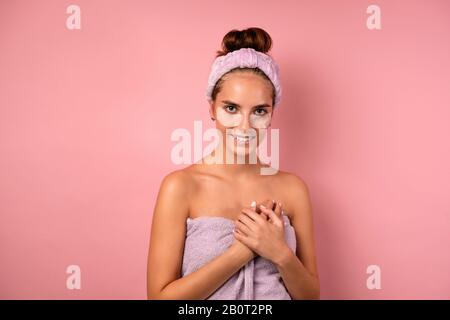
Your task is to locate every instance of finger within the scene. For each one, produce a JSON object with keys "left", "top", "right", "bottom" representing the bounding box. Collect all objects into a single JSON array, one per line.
[
  {"left": 237, "top": 212, "right": 258, "bottom": 231},
  {"left": 257, "top": 199, "right": 274, "bottom": 213},
  {"left": 260, "top": 204, "right": 282, "bottom": 226},
  {"left": 234, "top": 229, "right": 253, "bottom": 247},
  {"left": 274, "top": 201, "right": 282, "bottom": 217},
  {"left": 235, "top": 219, "right": 252, "bottom": 236},
  {"left": 234, "top": 228, "right": 258, "bottom": 251},
  {"left": 270, "top": 199, "right": 277, "bottom": 211},
  {"left": 251, "top": 200, "right": 271, "bottom": 221},
  {"left": 264, "top": 199, "right": 275, "bottom": 209},
  {"left": 260, "top": 210, "right": 269, "bottom": 221},
  {"left": 242, "top": 206, "right": 257, "bottom": 214},
  {"left": 256, "top": 200, "right": 270, "bottom": 221},
  {"left": 247, "top": 205, "right": 268, "bottom": 220},
  {"left": 241, "top": 208, "right": 266, "bottom": 225}
]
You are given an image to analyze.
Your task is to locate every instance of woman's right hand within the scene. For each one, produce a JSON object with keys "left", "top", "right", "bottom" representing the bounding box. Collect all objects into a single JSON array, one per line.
[{"left": 231, "top": 199, "right": 277, "bottom": 260}]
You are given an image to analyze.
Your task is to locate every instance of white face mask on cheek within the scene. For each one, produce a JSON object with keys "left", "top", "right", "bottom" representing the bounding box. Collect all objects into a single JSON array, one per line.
[
  {"left": 249, "top": 112, "right": 271, "bottom": 129},
  {"left": 216, "top": 107, "right": 242, "bottom": 127}
]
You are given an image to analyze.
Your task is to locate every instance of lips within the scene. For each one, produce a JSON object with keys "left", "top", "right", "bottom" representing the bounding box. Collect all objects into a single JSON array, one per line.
[{"left": 228, "top": 133, "right": 256, "bottom": 144}]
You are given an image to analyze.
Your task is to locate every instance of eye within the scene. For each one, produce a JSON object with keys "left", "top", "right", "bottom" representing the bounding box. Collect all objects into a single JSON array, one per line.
[
  {"left": 254, "top": 108, "right": 268, "bottom": 116},
  {"left": 224, "top": 105, "right": 237, "bottom": 113}
]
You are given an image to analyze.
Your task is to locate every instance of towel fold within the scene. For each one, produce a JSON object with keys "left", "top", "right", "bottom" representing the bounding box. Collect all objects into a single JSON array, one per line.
[{"left": 181, "top": 213, "right": 297, "bottom": 300}]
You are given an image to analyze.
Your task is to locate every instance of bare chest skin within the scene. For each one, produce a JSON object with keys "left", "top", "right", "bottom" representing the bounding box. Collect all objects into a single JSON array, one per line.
[{"left": 187, "top": 166, "right": 288, "bottom": 221}]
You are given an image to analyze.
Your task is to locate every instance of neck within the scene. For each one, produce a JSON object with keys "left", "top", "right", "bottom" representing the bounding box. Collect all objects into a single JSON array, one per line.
[{"left": 199, "top": 142, "right": 265, "bottom": 176}]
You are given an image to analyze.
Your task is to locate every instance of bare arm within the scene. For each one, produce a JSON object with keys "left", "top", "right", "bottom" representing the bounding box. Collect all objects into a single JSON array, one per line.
[
  {"left": 146, "top": 170, "right": 254, "bottom": 300},
  {"left": 274, "top": 175, "right": 320, "bottom": 299}
]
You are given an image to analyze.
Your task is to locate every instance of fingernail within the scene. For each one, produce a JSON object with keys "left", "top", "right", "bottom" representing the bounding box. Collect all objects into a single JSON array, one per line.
[
  {"left": 250, "top": 201, "right": 256, "bottom": 208},
  {"left": 260, "top": 204, "right": 266, "bottom": 209}
]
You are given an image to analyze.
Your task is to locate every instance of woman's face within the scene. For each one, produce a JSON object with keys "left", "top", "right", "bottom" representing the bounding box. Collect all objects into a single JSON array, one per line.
[{"left": 209, "top": 71, "right": 274, "bottom": 157}]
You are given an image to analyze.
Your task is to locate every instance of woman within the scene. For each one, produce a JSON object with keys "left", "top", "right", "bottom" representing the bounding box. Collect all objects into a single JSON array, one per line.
[{"left": 147, "top": 27, "right": 320, "bottom": 300}]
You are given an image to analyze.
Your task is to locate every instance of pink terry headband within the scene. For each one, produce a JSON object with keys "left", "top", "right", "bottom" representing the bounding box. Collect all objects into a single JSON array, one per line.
[{"left": 205, "top": 47, "right": 282, "bottom": 107}]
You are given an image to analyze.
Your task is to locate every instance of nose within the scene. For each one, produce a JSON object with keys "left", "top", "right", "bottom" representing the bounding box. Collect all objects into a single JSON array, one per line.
[{"left": 237, "top": 112, "right": 251, "bottom": 131}]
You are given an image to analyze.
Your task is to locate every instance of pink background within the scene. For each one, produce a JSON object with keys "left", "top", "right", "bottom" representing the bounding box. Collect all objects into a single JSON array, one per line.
[{"left": 1, "top": 0, "right": 449, "bottom": 299}]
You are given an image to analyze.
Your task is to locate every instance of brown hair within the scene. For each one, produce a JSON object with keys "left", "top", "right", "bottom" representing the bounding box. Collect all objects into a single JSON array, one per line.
[{"left": 211, "top": 27, "right": 276, "bottom": 106}]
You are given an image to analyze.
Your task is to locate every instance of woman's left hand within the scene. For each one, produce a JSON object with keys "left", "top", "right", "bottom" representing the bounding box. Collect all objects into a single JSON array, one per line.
[{"left": 234, "top": 201, "right": 291, "bottom": 264}]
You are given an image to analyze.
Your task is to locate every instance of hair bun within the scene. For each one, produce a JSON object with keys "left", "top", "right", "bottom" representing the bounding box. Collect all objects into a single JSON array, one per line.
[{"left": 216, "top": 27, "right": 273, "bottom": 57}]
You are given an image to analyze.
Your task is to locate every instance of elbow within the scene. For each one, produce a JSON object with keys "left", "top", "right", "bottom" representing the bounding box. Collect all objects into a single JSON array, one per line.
[
  {"left": 308, "top": 278, "right": 320, "bottom": 300},
  {"left": 147, "top": 292, "right": 159, "bottom": 300},
  {"left": 147, "top": 289, "right": 160, "bottom": 300},
  {"left": 148, "top": 277, "right": 177, "bottom": 300},
  {"left": 293, "top": 289, "right": 320, "bottom": 300},
  {"left": 147, "top": 290, "right": 166, "bottom": 300},
  {"left": 147, "top": 285, "right": 166, "bottom": 300},
  {"left": 148, "top": 284, "right": 173, "bottom": 300},
  {"left": 310, "top": 288, "right": 320, "bottom": 300},
  {"left": 292, "top": 278, "right": 320, "bottom": 300},
  {"left": 147, "top": 277, "right": 168, "bottom": 299},
  {"left": 309, "top": 280, "right": 321, "bottom": 300}
]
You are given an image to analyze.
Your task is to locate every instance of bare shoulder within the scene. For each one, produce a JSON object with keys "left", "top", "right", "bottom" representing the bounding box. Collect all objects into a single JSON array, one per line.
[
  {"left": 154, "top": 167, "right": 197, "bottom": 222},
  {"left": 274, "top": 170, "right": 310, "bottom": 194},
  {"left": 159, "top": 168, "right": 192, "bottom": 195},
  {"left": 274, "top": 170, "right": 312, "bottom": 220}
]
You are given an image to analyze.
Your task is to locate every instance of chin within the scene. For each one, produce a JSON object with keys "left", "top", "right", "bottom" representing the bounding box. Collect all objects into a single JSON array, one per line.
[{"left": 228, "top": 143, "right": 259, "bottom": 158}]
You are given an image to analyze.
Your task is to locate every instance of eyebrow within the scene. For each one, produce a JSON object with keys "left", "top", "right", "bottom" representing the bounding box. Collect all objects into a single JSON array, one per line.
[{"left": 221, "top": 100, "right": 272, "bottom": 108}]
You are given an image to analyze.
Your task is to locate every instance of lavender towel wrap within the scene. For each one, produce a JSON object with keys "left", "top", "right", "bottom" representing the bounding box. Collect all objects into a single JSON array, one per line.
[{"left": 181, "top": 213, "right": 297, "bottom": 300}]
